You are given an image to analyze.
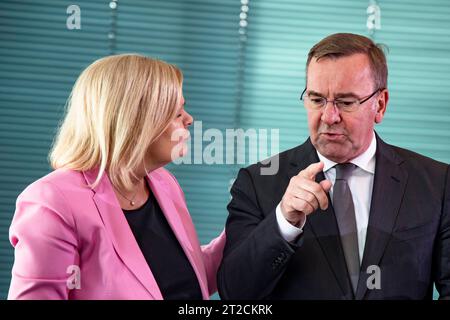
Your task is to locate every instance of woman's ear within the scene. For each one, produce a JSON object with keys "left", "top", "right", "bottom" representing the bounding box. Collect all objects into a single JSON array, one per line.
[{"left": 375, "top": 89, "right": 389, "bottom": 124}]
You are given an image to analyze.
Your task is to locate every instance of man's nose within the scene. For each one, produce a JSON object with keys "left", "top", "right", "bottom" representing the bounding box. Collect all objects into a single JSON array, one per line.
[{"left": 320, "top": 102, "right": 341, "bottom": 125}]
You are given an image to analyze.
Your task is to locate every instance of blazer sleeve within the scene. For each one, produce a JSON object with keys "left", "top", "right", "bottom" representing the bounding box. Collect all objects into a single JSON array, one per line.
[
  {"left": 217, "top": 168, "right": 301, "bottom": 300},
  {"left": 201, "top": 230, "right": 226, "bottom": 296},
  {"left": 435, "top": 165, "right": 450, "bottom": 299},
  {"left": 8, "top": 181, "right": 79, "bottom": 300}
]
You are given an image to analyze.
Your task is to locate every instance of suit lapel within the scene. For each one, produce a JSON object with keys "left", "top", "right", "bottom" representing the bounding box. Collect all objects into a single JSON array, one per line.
[
  {"left": 355, "top": 136, "right": 408, "bottom": 299},
  {"left": 288, "top": 140, "right": 354, "bottom": 299},
  {"left": 83, "top": 169, "right": 163, "bottom": 299},
  {"left": 147, "top": 171, "right": 209, "bottom": 299}
]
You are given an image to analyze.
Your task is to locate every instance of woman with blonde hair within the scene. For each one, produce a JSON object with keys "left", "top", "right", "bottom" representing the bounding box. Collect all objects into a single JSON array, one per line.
[{"left": 8, "top": 54, "right": 225, "bottom": 300}]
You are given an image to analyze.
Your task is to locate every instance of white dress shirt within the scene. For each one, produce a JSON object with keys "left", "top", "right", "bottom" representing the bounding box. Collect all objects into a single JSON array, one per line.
[{"left": 276, "top": 132, "right": 377, "bottom": 263}]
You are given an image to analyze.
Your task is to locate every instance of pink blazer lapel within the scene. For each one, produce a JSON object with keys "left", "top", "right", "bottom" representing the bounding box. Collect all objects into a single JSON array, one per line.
[
  {"left": 147, "top": 171, "right": 210, "bottom": 299},
  {"left": 82, "top": 169, "right": 163, "bottom": 299}
]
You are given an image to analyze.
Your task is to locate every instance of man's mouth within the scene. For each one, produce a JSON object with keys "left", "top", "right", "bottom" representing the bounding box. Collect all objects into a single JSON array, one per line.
[{"left": 320, "top": 132, "right": 345, "bottom": 140}]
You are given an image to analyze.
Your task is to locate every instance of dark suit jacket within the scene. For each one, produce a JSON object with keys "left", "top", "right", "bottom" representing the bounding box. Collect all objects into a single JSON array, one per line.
[{"left": 218, "top": 134, "right": 450, "bottom": 300}]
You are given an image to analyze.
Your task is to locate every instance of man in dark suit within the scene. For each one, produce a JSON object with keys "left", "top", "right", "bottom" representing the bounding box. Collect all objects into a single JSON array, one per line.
[{"left": 217, "top": 33, "right": 450, "bottom": 300}]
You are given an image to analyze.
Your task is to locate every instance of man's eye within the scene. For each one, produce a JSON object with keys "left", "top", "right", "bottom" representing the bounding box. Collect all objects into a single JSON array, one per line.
[
  {"left": 336, "top": 100, "right": 356, "bottom": 107},
  {"left": 310, "top": 98, "right": 324, "bottom": 104}
]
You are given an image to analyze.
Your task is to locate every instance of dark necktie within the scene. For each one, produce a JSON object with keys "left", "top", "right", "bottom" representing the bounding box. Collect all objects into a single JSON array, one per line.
[{"left": 333, "top": 163, "right": 360, "bottom": 294}]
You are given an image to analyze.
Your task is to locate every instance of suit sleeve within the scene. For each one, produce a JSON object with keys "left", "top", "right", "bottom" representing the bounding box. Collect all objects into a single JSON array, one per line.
[
  {"left": 435, "top": 165, "right": 450, "bottom": 299},
  {"left": 8, "top": 182, "right": 79, "bottom": 300},
  {"left": 217, "top": 168, "right": 302, "bottom": 299}
]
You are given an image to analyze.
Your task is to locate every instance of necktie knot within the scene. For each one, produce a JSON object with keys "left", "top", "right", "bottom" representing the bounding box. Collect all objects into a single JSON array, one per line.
[{"left": 335, "top": 163, "right": 356, "bottom": 180}]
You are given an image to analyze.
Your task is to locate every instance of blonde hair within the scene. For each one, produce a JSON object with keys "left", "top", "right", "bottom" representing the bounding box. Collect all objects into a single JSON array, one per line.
[{"left": 50, "top": 54, "right": 183, "bottom": 191}]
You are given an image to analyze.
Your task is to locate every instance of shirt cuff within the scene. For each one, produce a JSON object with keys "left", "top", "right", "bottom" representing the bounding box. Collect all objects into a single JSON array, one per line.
[{"left": 275, "top": 203, "right": 306, "bottom": 243}]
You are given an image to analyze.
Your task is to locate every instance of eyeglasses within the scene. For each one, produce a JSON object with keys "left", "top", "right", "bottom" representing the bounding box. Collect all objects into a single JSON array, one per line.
[{"left": 300, "top": 88, "right": 384, "bottom": 112}]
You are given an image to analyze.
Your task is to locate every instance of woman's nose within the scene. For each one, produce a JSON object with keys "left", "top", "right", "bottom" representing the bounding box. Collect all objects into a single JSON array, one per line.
[{"left": 185, "top": 111, "right": 193, "bottom": 127}]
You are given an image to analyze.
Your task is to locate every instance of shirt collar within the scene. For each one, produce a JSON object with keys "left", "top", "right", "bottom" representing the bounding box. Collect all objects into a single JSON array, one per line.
[{"left": 316, "top": 132, "right": 376, "bottom": 174}]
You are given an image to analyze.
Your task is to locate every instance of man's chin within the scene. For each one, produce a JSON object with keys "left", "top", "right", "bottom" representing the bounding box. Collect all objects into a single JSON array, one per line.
[{"left": 315, "top": 143, "right": 350, "bottom": 163}]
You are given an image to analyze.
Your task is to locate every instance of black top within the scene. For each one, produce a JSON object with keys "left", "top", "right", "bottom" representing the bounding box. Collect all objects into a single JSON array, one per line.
[{"left": 123, "top": 184, "right": 202, "bottom": 300}]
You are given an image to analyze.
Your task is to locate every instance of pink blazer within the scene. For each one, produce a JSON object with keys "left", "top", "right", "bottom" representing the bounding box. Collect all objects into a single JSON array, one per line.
[{"left": 8, "top": 167, "right": 225, "bottom": 300}]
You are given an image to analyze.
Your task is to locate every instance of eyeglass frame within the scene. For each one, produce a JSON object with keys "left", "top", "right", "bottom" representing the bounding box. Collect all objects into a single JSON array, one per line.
[{"left": 300, "top": 87, "right": 385, "bottom": 111}]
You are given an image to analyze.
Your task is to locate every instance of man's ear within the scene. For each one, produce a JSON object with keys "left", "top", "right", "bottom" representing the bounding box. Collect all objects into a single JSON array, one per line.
[{"left": 375, "top": 89, "right": 389, "bottom": 124}]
